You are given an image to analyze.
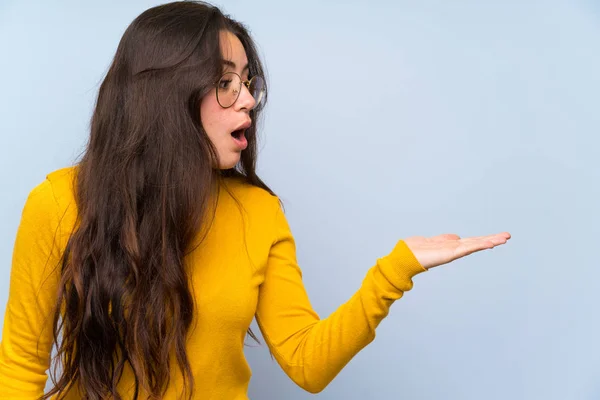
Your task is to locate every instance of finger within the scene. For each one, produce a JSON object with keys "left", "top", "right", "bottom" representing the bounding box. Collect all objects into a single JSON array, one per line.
[
  {"left": 454, "top": 240, "right": 496, "bottom": 260},
  {"left": 491, "top": 232, "right": 511, "bottom": 240},
  {"left": 466, "top": 237, "right": 508, "bottom": 246},
  {"left": 457, "top": 234, "right": 511, "bottom": 256},
  {"left": 462, "top": 233, "right": 510, "bottom": 243}
]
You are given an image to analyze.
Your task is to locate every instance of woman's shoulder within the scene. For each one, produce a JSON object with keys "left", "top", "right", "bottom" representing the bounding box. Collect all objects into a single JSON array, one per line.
[
  {"left": 45, "top": 165, "right": 77, "bottom": 189},
  {"left": 222, "top": 175, "right": 276, "bottom": 198},
  {"left": 23, "top": 165, "right": 77, "bottom": 205},
  {"left": 44, "top": 165, "right": 78, "bottom": 209},
  {"left": 221, "top": 175, "right": 280, "bottom": 215},
  {"left": 18, "top": 166, "right": 79, "bottom": 248},
  {"left": 33, "top": 166, "right": 280, "bottom": 217}
]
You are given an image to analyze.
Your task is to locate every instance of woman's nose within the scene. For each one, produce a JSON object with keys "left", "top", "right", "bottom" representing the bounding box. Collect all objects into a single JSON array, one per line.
[{"left": 235, "top": 83, "right": 256, "bottom": 111}]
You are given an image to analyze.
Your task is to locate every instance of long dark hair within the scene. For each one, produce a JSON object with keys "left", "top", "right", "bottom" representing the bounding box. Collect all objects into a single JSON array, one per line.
[{"left": 43, "top": 2, "right": 274, "bottom": 399}]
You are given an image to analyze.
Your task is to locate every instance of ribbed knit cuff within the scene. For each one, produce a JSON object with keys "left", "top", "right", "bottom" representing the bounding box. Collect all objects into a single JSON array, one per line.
[{"left": 377, "top": 240, "right": 427, "bottom": 293}]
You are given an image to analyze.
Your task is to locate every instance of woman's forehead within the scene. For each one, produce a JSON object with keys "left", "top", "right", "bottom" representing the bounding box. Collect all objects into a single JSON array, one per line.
[{"left": 219, "top": 30, "right": 248, "bottom": 71}]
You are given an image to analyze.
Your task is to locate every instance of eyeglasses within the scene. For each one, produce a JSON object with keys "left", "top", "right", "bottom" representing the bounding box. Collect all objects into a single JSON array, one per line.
[{"left": 215, "top": 72, "right": 265, "bottom": 109}]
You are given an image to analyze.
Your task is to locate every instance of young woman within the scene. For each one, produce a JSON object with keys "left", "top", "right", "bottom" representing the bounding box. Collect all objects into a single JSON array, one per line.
[{"left": 0, "top": 1, "right": 510, "bottom": 399}]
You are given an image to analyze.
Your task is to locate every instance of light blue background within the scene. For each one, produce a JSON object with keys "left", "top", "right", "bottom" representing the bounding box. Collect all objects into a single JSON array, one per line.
[{"left": 1, "top": 1, "right": 599, "bottom": 399}]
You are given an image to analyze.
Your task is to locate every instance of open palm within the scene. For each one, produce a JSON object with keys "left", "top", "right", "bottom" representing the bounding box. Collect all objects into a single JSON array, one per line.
[{"left": 404, "top": 232, "right": 511, "bottom": 270}]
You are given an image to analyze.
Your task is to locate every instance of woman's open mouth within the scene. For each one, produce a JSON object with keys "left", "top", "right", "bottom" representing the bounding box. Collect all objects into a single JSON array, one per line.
[{"left": 231, "top": 129, "right": 248, "bottom": 150}]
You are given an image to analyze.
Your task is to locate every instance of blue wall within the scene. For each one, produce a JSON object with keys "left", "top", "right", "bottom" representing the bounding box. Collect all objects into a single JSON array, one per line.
[{"left": 1, "top": 1, "right": 598, "bottom": 398}]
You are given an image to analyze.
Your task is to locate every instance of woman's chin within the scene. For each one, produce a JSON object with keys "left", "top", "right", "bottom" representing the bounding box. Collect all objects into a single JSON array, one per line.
[{"left": 217, "top": 154, "right": 241, "bottom": 170}]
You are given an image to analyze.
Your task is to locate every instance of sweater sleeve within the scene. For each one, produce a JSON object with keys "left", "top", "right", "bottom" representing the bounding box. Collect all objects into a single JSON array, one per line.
[
  {"left": 255, "top": 197, "right": 428, "bottom": 393},
  {"left": 0, "top": 178, "right": 63, "bottom": 398}
]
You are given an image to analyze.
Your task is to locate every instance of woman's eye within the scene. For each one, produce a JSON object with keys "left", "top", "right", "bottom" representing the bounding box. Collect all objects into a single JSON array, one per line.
[{"left": 219, "top": 79, "right": 232, "bottom": 90}]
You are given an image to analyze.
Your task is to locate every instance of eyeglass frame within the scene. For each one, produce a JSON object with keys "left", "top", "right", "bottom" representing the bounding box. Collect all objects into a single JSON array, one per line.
[{"left": 214, "top": 71, "right": 265, "bottom": 109}]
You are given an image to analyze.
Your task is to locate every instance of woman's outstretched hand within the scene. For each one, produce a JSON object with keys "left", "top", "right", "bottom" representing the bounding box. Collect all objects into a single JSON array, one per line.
[{"left": 404, "top": 232, "right": 511, "bottom": 270}]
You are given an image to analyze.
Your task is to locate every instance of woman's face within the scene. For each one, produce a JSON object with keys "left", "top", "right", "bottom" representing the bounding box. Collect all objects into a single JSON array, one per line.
[{"left": 200, "top": 30, "right": 256, "bottom": 170}]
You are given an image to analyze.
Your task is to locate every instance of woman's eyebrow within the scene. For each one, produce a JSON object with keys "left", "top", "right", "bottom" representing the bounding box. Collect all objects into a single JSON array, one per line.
[{"left": 221, "top": 59, "right": 249, "bottom": 72}]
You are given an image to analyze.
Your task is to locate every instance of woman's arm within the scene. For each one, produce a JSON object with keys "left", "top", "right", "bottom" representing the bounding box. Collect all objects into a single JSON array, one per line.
[
  {"left": 255, "top": 196, "right": 510, "bottom": 393},
  {"left": 0, "top": 178, "right": 62, "bottom": 397},
  {"left": 255, "top": 196, "right": 427, "bottom": 393}
]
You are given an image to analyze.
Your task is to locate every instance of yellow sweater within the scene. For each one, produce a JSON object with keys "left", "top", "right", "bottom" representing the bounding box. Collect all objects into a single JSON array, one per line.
[{"left": 0, "top": 166, "right": 426, "bottom": 399}]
